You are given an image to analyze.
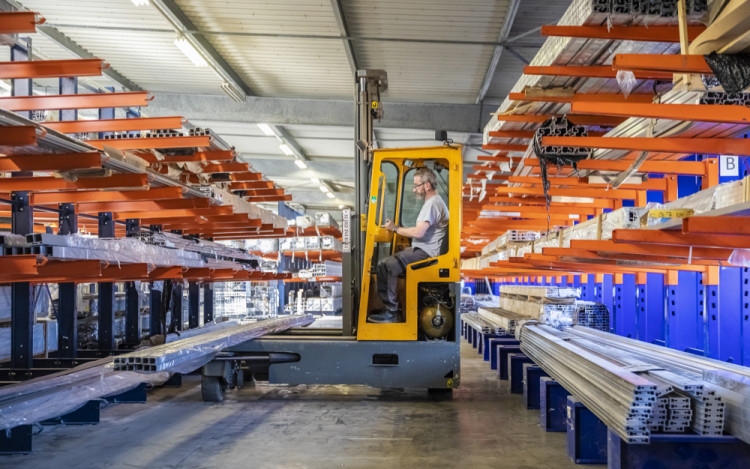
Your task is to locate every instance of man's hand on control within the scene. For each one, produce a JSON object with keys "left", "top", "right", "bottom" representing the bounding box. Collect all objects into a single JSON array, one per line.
[{"left": 384, "top": 219, "right": 397, "bottom": 232}]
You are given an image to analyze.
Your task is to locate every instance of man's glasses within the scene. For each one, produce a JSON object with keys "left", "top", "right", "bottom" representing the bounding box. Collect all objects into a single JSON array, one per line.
[{"left": 413, "top": 181, "right": 427, "bottom": 189}]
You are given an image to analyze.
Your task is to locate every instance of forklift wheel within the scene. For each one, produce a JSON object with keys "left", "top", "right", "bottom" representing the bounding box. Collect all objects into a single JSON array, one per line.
[
  {"left": 235, "top": 368, "right": 245, "bottom": 390},
  {"left": 201, "top": 375, "right": 226, "bottom": 402}
]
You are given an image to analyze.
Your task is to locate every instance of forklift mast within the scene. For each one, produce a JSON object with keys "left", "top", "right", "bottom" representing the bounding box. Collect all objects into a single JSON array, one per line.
[{"left": 343, "top": 69, "right": 388, "bottom": 336}]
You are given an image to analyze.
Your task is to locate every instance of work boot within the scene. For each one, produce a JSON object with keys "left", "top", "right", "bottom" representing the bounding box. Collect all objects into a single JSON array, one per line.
[{"left": 367, "top": 309, "right": 402, "bottom": 323}]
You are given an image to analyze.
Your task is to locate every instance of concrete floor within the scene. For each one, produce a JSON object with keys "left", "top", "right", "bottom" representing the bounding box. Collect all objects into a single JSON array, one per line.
[{"left": 6, "top": 341, "right": 604, "bottom": 469}]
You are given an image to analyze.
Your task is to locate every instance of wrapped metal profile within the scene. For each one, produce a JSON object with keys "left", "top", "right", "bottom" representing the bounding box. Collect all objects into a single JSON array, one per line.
[{"left": 113, "top": 314, "right": 314, "bottom": 373}]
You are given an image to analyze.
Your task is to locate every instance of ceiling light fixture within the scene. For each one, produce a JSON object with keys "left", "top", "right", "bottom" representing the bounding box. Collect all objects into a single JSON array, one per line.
[
  {"left": 257, "top": 123, "right": 275, "bottom": 137},
  {"left": 294, "top": 159, "right": 307, "bottom": 169},
  {"left": 338, "top": 204, "right": 346, "bottom": 209},
  {"left": 311, "top": 177, "right": 320, "bottom": 185},
  {"left": 130, "top": 0, "right": 150, "bottom": 6},
  {"left": 174, "top": 36, "right": 208, "bottom": 68},
  {"left": 319, "top": 185, "right": 329, "bottom": 193},
  {"left": 279, "top": 143, "right": 294, "bottom": 156},
  {"left": 326, "top": 192, "right": 335, "bottom": 199}
]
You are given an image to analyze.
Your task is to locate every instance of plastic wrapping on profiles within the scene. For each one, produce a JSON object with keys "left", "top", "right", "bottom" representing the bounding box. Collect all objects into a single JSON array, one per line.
[
  {"left": 113, "top": 314, "right": 314, "bottom": 373},
  {"left": 0, "top": 358, "right": 169, "bottom": 431},
  {"left": 703, "top": 52, "right": 750, "bottom": 94}
]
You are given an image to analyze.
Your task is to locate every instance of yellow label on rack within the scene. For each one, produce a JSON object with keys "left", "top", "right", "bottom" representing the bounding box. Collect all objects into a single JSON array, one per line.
[
  {"left": 647, "top": 209, "right": 695, "bottom": 219},
  {"left": 361, "top": 213, "right": 366, "bottom": 231}
]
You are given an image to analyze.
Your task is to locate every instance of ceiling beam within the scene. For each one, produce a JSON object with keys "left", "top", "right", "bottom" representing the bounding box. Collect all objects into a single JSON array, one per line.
[
  {"left": 476, "top": 0, "right": 522, "bottom": 104},
  {"left": 150, "top": 0, "right": 252, "bottom": 100},
  {"left": 149, "top": 92, "right": 493, "bottom": 133},
  {"left": 329, "top": 0, "right": 358, "bottom": 75}
]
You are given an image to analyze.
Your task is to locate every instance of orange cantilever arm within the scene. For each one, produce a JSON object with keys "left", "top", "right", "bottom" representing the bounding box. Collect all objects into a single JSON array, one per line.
[
  {"left": 524, "top": 65, "right": 673, "bottom": 80},
  {"left": 0, "top": 152, "right": 101, "bottom": 172},
  {"left": 613, "top": 54, "right": 712, "bottom": 75},
  {"left": 87, "top": 135, "right": 210, "bottom": 150},
  {"left": 44, "top": 116, "right": 184, "bottom": 134},
  {"left": 541, "top": 136, "right": 750, "bottom": 156},
  {"left": 487, "top": 130, "right": 536, "bottom": 139},
  {"left": 0, "top": 59, "right": 107, "bottom": 79},
  {"left": 682, "top": 216, "right": 750, "bottom": 236},
  {"left": 522, "top": 157, "right": 709, "bottom": 175},
  {"left": 202, "top": 162, "right": 250, "bottom": 173},
  {"left": 493, "top": 113, "right": 626, "bottom": 127},
  {"left": 0, "top": 92, "right": 151, "bottom": 111},
  {"left": 162, "top": 150, "right": 235, "bottom": 163},
  {"left": 494, "top": 185, "right": 638, "bottom": 200},
  {"left": 571, "top": 101, "right": 750, "bottom": 125},
  {"left": 481, "top": 143, "right": 528, "bottom": 152},
  {"left": 0, "top": 11, "right": 43, "bottom": 34},
  {"left": 509, "top": 92, "right": 655, "bottom": 104},
  {"left": 0, "top": 174, "right": 148, "bottom": 192},
  {"left": 228, "top": 181, "right": 276, "bottom": 191},
  {"left": 31, "top": 187, "right": 183, "bottom": 205},
  {"left": 541, "top": 24, "right": 706, "bottom": 42},
  {"left": 0, "top": 126, "right": 37, "bottom": 146},
  {"left": 612, "top": 229, "right": 750, "bottom": 249},
  {"left": 113, "top": 206, "right": 233, "bottom": 221}
]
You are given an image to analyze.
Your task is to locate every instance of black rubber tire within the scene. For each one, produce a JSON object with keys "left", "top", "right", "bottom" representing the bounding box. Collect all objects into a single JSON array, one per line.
[
  {"left": 201, "top": 375, "right": 225, "bottom": 402},
  {"left": 235, "top": 368, "right": 245, "bottom": 390}
]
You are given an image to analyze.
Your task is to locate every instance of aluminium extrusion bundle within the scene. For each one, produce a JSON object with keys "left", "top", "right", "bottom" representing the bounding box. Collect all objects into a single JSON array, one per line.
[
  {"left": 113, "top": 314, "right": 314, "bottom": 373},
  {"left": 461, "top": 312, "right": 506, "bottom": 335},
  {"left": 519, "top": 323, "right": 657, "bottom": 443},
  {"left": 477, "top": 307, "right": 530, "bottom": 335}
]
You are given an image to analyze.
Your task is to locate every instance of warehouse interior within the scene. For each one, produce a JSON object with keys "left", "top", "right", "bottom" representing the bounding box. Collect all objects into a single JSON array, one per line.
[{"left": 2, "top": 0, "right": 750, "bottom": 467}]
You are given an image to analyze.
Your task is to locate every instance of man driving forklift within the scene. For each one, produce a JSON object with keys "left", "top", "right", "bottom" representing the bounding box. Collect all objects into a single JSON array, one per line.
[{"left": 367, "top": 166, "right": 449, "bottom": 323}]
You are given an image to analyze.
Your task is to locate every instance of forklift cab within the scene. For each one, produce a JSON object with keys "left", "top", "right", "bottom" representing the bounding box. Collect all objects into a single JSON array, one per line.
[{"left": 357, "top": 145, "right": 463, "bottom": 341}]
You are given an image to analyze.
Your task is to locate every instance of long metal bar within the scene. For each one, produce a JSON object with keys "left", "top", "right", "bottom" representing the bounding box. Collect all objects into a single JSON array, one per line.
[
  {"left": 571, "top": 101, "right": 750, "bottom": 124},
  {"left": 0, "top": 58, "right": 106, "bottom": 79},
  {"left": 542, "top": 136, "right": 750, "bottom": 156},
  {"left": 524, "top": 65, "right": 673, "bottom": 80},
  {"left": 113, "top": 315, "right": 314, "bottom": 373},
  {"left": 0, "top": 92, "right": 150, "bottom": 111},
  {"left": 613, "top": 54, "right": 712, "bottom": 74},
  {"left": 87, "top": 135, "right": 210, "bottom": 150},
  {"left": 44, "top": 116, "right": 184, "bottom": 133}
]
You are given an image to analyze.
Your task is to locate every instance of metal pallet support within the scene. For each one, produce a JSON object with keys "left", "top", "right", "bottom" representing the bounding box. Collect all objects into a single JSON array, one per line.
[
  {"left": 540, "top": 377, "right": 568, "bottom": 432},
  {"left": 98, "top": 212, "right": 115, "bottom": 351},
  {"left": 566, "top": 396, "right": 608, "bottom": 464}
]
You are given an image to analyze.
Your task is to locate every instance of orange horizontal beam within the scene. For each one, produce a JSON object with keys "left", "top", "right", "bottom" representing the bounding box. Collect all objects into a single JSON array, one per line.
[
  {"left": 487, "top": 130, "right": 535, "bottom": 139},
  {"left": 541, "top": 24, "right": 706, "bottom": 42},
  {"left": 0, "top": 92, "right": 151, "bottom": 111},
  {"left": 31, "top": 187, "right": 183, "bottom": 205},
  {"left": 683, "top": 216, "right": 750, "bottom": 236},
  {"left": 569, "top": 239, "right": 732, "bottom": 260},
  {"left": 44, "top": 116, "right": 184, "bottom": 134},
  {"left": 524, "top": 65, "right": 673, "bottom": 80},
  {"left": 73, "top": 198, "right": 210, "bottom": 214},
  {"left": 244, "top": 195, "right": 293, "bottom": 202},
  {"left": 0, "top": 126, "right": 37, "bottom": 146},
  {"left": 0, "top": 59, "right": 106, "bottom": 79},
  {"left": 542, "top": 136, "right": 750, "bottom": 156},
  {"left": 201, "top": 162, "right": 249, "bottom": 173},
  {"left": 149, "top": 266, "right": 185, "bottom": 281},
  {"left": 113, "top": 206, "right": 233, "bottom": 221},
  {"left": 20, "top": 174, "right": 148, "bottom": 192},
  {"left": 612, "top": 229, "right": 750, "bottom": 249},
  {"left": 239, "top": 188, "right": 285, "bottom": 196},
  {"left": 157, "top": 214, "right": 256, "bottom": 225},
  {"left": 0, "top": 255, "right": 39, "bottom": 276},
  {"left": 494, "top": 114, "right": 626, "bottom": 127},
  {"left": 571, "top": 101, "right": 750, "bottom": 124},
  {"left": 0, "top": 11, "right": 43, "bottom": 34},
  {"left": 482, "top": 143, "right": 528, "bottom": 152},
  {"left": 508, "top": 92, "right": 655, "bottom": 104},
  {"left": 494, "top": 185, "right": 638, "bottom": 200},
  {"left": 0, "top": 152, "right": 101, "bottom": 172},
  {"left": 88, "top": 135, "right": 210, "bottom": 150},
  {"left": 162, "top": 150, "right": 235, "bottom": 163},
  {"left": 506, "top": 175, "right": 668, "bottom": 191},
  {"left": 476, "top": 155, "right": 512, "bottom": 163},
  {"left": 36, "top": 260, "right": 102, "bottom": 280},
  {"left": 522, "top": 157, "right": 710, "bottom": 175},
  {"left": 228, "top": 181, "right": 276, "bottom": 191},
  {"left": 613, "top": 54, "right": 712, "bottom": 75}
]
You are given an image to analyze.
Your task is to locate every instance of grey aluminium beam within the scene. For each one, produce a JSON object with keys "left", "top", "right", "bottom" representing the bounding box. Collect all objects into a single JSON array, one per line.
[
  {"left": 476, "top": 0, "right": 522, "bottom": 104},
  {"left": 149, "top": 92, "right": 494, "bottom": 134},
  {"left": 150, "top": 0, "right": 252, "bottom": 99}
]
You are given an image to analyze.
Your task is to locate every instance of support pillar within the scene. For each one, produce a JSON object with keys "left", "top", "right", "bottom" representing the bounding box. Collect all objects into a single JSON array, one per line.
[
  {"left": 203, "top": 283, "right": 214, "bottom": 323},
  {"left": 57, "top": 203, "right": 78, "bottom": 358},
  {"left": 97, "top": 212, "right": 115, "bottom": 351},
  {"left": 188, "top": 282, "right": 200, "bottom": 329}
]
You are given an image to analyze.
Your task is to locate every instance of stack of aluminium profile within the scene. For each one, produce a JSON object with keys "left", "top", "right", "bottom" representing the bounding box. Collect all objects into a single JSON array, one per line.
[
  {"left": 519, "top": 323, "right": 656, "bottom": 443},
  {"left": 461, "top": 312, "right": 504, "bottom": 335},
  {"left": 573, "top": 301, "right": 610, "bottom": 331},
  {"left": 566, "top": 327, "right": 734, "bottom": 438},
  {"left": 113, "top": 314, "right": 314, "bottom": 373},
  {"left": 498, "top": 285, "right": 580, "bottom": 329},
  {"left": 311, "top": 260, "right": 342, "bottom": 277},
  {"left": 477, "top": 307, "right": 529, "bottom": 335}
]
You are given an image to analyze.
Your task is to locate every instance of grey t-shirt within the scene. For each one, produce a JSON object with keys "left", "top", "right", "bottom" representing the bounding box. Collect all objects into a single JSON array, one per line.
[{"left": 412, "top": 195, "right": 449, "bottom": 257}]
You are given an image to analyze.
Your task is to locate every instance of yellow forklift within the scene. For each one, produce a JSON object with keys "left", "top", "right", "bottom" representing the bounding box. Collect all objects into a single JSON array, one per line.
[{"left": 201, "top": 70, "right": 462, "bottom": 401}]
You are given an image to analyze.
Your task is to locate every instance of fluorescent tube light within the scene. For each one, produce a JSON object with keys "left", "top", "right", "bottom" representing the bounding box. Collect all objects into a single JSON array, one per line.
[
  {"left": 131, "top": 0, "right": 150, "bottom": 6},
  {"left": 319, "top": 185, "right": 329, "bottom": 193},
  {"left": 257, "top": 123, "right": 275, "bottom": 136},
  {"left": 294, "top": 159, "right": 307, "bottom": 169},
  {"left": 174, "top": 36, "right": 208, "bottom": 68},
  {"left": 326, "top": 192, "right": 335, "bottom": 199},
  {"left": 311, "top": 177, "right": 320, "bottom": 185},
  {"left": 279, "top": 143, "right": 294, "bottom": 156}
]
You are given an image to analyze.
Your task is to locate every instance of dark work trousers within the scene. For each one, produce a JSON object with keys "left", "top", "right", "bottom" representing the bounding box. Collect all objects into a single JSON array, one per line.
[{"left": 376, "top": 247, "right": 430, "bottom": 311}]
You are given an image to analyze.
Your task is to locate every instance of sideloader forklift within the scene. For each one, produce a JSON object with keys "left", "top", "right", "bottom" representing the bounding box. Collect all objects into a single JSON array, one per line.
[{"left": 200, "top": 70, "right": 462, "bottom": 401}]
